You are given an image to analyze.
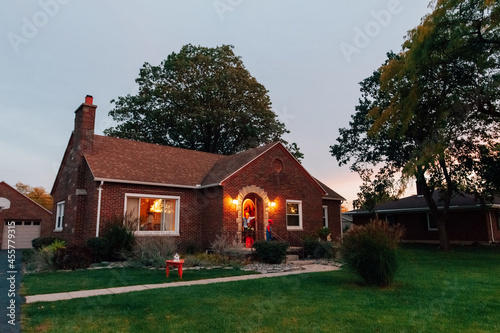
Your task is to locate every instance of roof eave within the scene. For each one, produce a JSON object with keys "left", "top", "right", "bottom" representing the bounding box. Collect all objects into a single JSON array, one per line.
[{"left": 93, "top": 177, "right": 221, "bottom": 189}]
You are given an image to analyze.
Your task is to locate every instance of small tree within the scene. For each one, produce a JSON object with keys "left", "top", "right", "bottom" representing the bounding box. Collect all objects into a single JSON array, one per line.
[{"left": 340, "top": 220, "right": 404, "bottom": 287}]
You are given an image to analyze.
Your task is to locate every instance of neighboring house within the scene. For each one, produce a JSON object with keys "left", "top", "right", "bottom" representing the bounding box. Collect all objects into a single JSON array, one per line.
[
  {"left": 345, "top": 193, "right": 500, "bottom": 245},
  {"left": 341, "top": 213, "right": 353, "bottom": 232},
  {"left": 45, "top": 96, "right": 344, "bottom": 250},
  {"left": 0, "top": 181, "right": 52, "bottom": 249}
]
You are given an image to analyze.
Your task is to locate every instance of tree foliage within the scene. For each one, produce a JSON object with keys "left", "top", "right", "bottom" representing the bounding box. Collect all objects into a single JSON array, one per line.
[
  {"left": 331, "top": 0, "right": 500, "bottom": 250},
  {"left": 104, "top": 44, "right": 302, "bottom": 159},
  {"left": 15, "top": 182, "right": 53, "bottom": 211}
]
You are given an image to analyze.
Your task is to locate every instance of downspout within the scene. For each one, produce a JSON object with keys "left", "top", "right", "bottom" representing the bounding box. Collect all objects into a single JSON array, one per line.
[
  {"left": 340, "top": 201, "right": 343, "bottom": 239},
  {"left": 488, "top": 211, "right": 496, "bottom": 243},
  {"left": 96, "top": 181, "right": 104, "bottom": 237}
]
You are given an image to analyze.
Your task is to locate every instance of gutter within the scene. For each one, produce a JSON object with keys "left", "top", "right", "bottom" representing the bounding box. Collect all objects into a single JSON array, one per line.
[
  {"left": 93, "top": 177, "right": 220, "bottom": 189},
  {"left": 96, "top": 181, "right": 104, "bottom": 237}
]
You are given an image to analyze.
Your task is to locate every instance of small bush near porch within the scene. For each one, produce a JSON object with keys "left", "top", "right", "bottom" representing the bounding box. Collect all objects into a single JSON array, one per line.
[{"left": 22, "top": 245, "right": 500, "bottom": 332}]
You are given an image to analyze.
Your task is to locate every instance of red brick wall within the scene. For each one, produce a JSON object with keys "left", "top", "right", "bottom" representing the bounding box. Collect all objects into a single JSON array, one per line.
[
  {"left": 47, "top": 101, "right": 97, "bottom": 245},
  {"left": 323, "top": 199, "right": 342, "bottom": 242},
  {"left": 0, "top": 182, "right": 52, "bottom": 249},
  {"left": 222, "top": 144, "right": 326, "bottom": 245},
  {"left": 89, "top": 182, "right": 223, "bottom": 251}
]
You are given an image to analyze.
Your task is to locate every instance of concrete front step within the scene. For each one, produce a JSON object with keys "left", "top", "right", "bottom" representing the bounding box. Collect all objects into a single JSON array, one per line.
[{"left": 286, "top": 254, "right": 300, "bottom": 261}]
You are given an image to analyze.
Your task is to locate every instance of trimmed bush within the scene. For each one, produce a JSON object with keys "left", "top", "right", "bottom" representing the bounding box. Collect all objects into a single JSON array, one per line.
[
  {"left": 53, "top": 245, "right": 93, "bottom": 270},
  {"left": 32, "top": 236, "right": 64, "bottom": 250},
  {"left": 340, "top": 219, "right": 404, "bottom": 287},
  {"left": 252, "top": 240, "right": 289, "bottom": 264},
  {"left": 86, "top": 237, "right": 111, "bottom": 262}
]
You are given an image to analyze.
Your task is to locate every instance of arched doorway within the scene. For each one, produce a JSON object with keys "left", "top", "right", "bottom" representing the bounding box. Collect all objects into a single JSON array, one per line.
[{"left": 235, "top": 185, "right": 271, "bottom": 244}]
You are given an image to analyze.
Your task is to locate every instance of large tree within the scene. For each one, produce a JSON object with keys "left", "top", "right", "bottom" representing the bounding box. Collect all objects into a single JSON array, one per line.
[
  {"left": 105, "top": 44, "right": 302, "bottom": 159},
  {"left": 332, "top": 0, "right": 500, "bottom": 250}
]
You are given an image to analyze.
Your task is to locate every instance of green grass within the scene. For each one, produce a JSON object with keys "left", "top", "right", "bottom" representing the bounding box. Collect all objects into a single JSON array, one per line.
[
  {"left": 22, "top": 245, "right": 500, "bottom": 333},
  {"left": 22, "top": 266, "right": 256, "bottom": 295}
]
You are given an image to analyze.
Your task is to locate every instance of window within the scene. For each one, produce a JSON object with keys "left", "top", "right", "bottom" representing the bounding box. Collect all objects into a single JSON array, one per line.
[
  {"left": 322, "top": 205, "right": 328, "bottom": 228},
  {"left": 55, "top": 201, "right": 65, "bottom": 231},
  {"left": 286, "top": 200, "right": 302, "bottom": 230},
  {"left": 125, "top": 194, "right": 180, "bottom": 235},
  {"left": 427, "top": 213, "right": 438, "bottom": 231}
]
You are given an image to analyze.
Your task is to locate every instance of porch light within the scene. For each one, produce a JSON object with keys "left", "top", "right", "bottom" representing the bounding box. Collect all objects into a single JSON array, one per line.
[{"left": 232, "top": 199, "right": 239, "bottom": 206}]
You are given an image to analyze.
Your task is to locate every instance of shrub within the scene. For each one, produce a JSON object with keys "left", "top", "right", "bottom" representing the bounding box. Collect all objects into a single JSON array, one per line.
[
  {"left": 132, "top": 237, "right": 177, "bottom": 268},
  {"left": 22, "top": 248, "right": 36, "bottom": 263},
  {"left": 26, "top": 239, "right": 66, "bottom": 271},
  {"left": 304, "top": 238, "right": 336, "bottom": 259},
  {"left": 86, "top": 237, "right": 111, "bottom": 262},
  {"left": 340, "top": 219, "right": 404, "bottom": 287},
  {"left": 252, "top": 240, "right": 289, "bottom": 264},
  {"left": 103, "top": 222, "right": 135, "bottom": 260},
  {"left": 210, "top": 234, "right": 229, "bottom": 255},
  {"left": 317, "top": 227, "right": 331, "bottom": 241},
  {"left": 53, "top": 245, "right": 93, "bottom": 270},
  {"left": 32, "top": 236, "right": 64, "bottom": 250}
]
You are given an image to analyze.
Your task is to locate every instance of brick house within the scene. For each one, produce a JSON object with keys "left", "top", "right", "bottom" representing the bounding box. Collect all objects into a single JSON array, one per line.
[
  {"left": 0, "top": 181, "right": 52, "bottom": 249},
  {"left": 45, "top": 96, "right": 344, "bottom": 250},
  {"left": 345, "top": 193, "right": 500, "bottom": 245}
]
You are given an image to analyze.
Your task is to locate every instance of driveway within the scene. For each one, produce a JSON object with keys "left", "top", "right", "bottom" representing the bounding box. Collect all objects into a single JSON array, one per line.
[{"left": 0, "top": 249, "right": 22, "bottom": 333}]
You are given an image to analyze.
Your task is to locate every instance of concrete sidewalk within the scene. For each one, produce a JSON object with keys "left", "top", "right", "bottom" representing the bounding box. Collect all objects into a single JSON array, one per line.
[{"left": 25, "top": 263, "right": 338, "bottom": 304}]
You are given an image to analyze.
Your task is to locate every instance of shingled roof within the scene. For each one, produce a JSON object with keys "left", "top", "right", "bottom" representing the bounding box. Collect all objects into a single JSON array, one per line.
[
  {"left": 346, "top": 193, "right": 500, "bottom": 215},
  {"left": 85, "top": 135, "right": 225, "bottom": 187},
  {"left": 85, "top": 137, "right": 285, "bottom": 188},
  {"left": 315, "top": 178, "right": 345, "bottom": 201}
]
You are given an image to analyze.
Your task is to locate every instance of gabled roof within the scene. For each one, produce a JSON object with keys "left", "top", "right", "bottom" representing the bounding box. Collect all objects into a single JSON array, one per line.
[
  {"left": 0, "top": 181, "right": 52, "bottom": 215},
  {"left": 201, "top": 142, "right": 277, "bottom": 185},
  {"left": 315, "top": 178, "right": 345, "bottom": 201},
  {"left": 82, "top": 136, "right": 340, "bottom": 198},
  {"left": 85, "top": 135, "right": 225, "bottom": 187},
  {"left": 346, "top": 193, "right": 500, "bottom": 215}
]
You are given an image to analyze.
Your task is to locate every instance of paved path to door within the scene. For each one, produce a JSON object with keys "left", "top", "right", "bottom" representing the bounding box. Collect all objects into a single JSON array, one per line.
[
  {"left": 25, "top": 263, "right": 339, "bottom": 304},
  {"left": 0, "top": 250, "right": 22, "bottom": 333}
]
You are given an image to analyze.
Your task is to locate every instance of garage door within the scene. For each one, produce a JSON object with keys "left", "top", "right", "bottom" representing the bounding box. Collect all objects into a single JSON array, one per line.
[{"left": 1, "top": 220, "right": 41, "bottom": 249}]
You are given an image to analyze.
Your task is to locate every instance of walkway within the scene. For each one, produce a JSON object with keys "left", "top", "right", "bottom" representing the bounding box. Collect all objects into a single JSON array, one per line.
[{"left": 25, "top": 262, "right": 338, "bottom": 304}]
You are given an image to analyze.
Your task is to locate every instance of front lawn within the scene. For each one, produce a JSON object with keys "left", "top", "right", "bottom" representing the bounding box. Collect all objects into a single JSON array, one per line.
[
  {"left": 22, "top": 266, "right": 256, "bottom": 295},
  {"left": 22, "top": 245, "right": 500, "bottom": 332}
]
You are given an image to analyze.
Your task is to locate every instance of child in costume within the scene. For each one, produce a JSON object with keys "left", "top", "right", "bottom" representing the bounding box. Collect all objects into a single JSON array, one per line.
[{"left": 266, "top": 219, "right": 273, "bottom": 241}]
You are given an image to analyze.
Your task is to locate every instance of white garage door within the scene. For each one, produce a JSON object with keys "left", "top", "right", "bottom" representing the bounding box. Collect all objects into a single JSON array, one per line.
[{"left": 1, "top": 220, "right": 41, "bottom": 249}]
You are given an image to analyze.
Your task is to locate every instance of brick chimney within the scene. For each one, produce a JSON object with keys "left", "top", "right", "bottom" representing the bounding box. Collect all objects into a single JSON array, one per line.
[{"left": 74, "top": 95, "right": 97, "bottom": 152}]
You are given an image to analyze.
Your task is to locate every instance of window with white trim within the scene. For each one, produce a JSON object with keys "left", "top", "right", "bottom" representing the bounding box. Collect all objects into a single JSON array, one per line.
[
  {"left": 322, "top": 205, "right": 328, "bottom": 228},
  {"left": 286, "top": 200, "right": 302, "bottom": 230},
  {"left": 426, "top": 213, "right": 438, "bottom": 231},
  {"left": 125, "top": 194, "right": 180, "bottom": 235},
  {"left": 55, "top": 201, "right": 65, "bottom": 231}
]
